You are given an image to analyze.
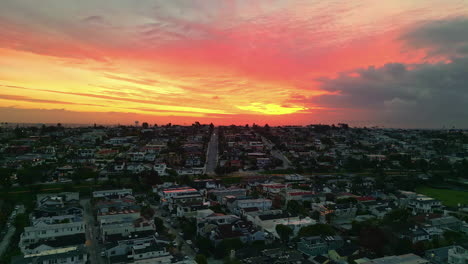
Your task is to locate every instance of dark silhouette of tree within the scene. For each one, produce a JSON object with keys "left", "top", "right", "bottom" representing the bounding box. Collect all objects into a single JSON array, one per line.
[
  {"left": 195, "top": 254, "right": 208, "bottom": 264},
  {"left": 276, "top": 224, "right": 293, "bottom": 242}
]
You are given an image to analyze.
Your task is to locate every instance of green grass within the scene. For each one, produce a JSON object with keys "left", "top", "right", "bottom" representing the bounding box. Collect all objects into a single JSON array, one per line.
[{"left": 415, "top": 186, "right": 468, "bottom": 207}]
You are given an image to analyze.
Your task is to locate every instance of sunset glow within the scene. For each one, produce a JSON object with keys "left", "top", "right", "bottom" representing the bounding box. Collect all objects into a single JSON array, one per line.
[{"left": 1, "top": 0, "right": 468, "bottom": 127}]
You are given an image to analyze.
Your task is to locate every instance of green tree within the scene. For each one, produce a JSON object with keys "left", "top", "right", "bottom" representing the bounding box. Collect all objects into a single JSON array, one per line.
[
  {"left": 215, "top": 238, "right": 244, "bottom": 259},
  {"left": 14, "top": 213, "right": 30, "bottom": 230},
  {"left": 154, "top": 217, "right": 166, "bottom": 233},
  {"left": 382, "top": 209, "right": 412, "bottom": 230},
  {"left": 140, "top": 205, "right": 155, "bottom": 219},
  {"left": 297, "top": 224, "right": 335, "bottom": 238},
  {"left": 195, "top": 254, "right": 208, "bottom": 264},
  {"left": 286, "top": 200, "right": 306, "bottom": 216},
  {"left": 276, "top": 224, "right": 293, "bottom": 242},
  {"left": 17, "top": 167, "right": 36, "bottom": 185},
  {"left": 196, "top": 236, "right": 214, "bottom": 256}
]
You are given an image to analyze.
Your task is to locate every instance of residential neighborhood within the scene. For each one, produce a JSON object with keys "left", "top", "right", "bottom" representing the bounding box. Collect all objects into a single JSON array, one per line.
[{"left": 0, "top": 123, "right": 467, "bottom": 264}]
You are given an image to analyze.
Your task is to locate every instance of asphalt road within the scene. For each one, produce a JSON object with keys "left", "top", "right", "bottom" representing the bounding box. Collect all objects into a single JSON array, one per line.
[
  {"left": 205, "top": 128, "right": 219, "bottom": 175},
  {"left": 0, "top": 205, "right": 25, "bottom": 256},
  {"left": 152, "top": 206, "right": 196, "bottom": 258},
  {"left": 261, "top": 136, "right": 291, "bottom": 169},
  {"left": 81, "top": 199, "right": 105, "bottom": 264}
]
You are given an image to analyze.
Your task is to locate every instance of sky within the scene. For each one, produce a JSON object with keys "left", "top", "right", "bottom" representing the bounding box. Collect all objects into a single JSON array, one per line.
[{"left": 0, "top": 0, "right": 468, "bottom": 128}]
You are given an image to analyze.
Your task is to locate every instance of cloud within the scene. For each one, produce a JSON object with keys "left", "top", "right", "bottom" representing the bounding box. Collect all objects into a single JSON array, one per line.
[
  {"left": 402, "top": 17, "right": 468, "bottom": 58},
  {"left": 314, "top": 58, "right": 468, "bottom": 128},
  {"left": 0, "top": 94, "right": 105, "bottom": 107},
  {"left": 82, "top": 15, "right": 107, "bottom": 25}
]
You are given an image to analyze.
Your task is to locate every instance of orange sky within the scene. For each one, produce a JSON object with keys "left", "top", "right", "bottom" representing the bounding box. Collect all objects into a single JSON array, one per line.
[{"left": 1, "top": 0, "right": 467, "bottom": 127}]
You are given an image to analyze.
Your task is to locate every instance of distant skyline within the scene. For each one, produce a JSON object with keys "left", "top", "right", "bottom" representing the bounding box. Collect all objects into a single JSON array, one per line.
[{"left": 1, "top": 0, "right": 468, "bottom": 128}]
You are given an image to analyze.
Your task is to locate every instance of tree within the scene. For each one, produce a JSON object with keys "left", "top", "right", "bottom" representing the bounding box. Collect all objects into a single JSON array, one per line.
[
  {"left": 17, "top": 167, "right": 36, "bottom": 185},
  {"left": 359, "top": 226, "right": 387, "bottom": 256},
  {"left": 196, "top": 236, "right": 214, "bottom": 256},
  {"left": 14, "top": 213, "right": 29, "bottom": 230},
  {"left": 142, "top": 122, "right": 149, "bottom": 129},
  {"left": 395, "top": 238, "right": 412, "bottom": 254},
  {"left": 195, "top": 254, "right": 208, "bottom": 264},
  {"left": 297, "top": 224, "right": 335, "bottom": 238},
  {"left": 276, "top": 224, "right": 293, "bottom": 242},
  {"left": 154, "top": 217, "right": 166, "bottom": 233},
  {"left": 382, "top": 209, "right": 412, "bottom": 230},
  {"left": 215, "top": 238, "right": 243, "bottom": 259},
  {"left": 0, "top": 168, "right": 13, "bottom": 187},
  {"left": 140, "top": 205, "right": 155, "bottom": 219},
  {"left": 286, "top": 200, "right": 306, "bottom": 216}
]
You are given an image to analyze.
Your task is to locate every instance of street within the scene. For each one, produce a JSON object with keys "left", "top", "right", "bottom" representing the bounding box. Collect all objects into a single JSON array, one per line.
[
  {"left": 261, "top": 136, "right": 291, "bottom": 169},
  {"left": 152, "top": 205, "right": 196, "bottom": 258},
  {"left": 80, "top": 199, "right": 105, "bottom": 264},
  {"left": 0, "top": 205, "right": 25, "bottom": 256},
  {"left": 205, "top": 128, "right": 219, "bottom": 175}
]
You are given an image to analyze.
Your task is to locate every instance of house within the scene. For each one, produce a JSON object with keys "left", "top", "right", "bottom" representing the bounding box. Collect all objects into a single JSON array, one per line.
[
  {"left": 104, "top": 231, "right": 159, "bottom": 261},
  {"left": 36, "top": 192, "right": 79, "bottom": 208},
  {"left": 331, "top": 203, "right": 358, "bottom": 224},
  {"left": 229, "top": 198, "right": 272, "bottom": 214},
  {"left": 176, "top": 203, "right": 209, "bottom": 218},
  {"left": 284, "top": 189, "right": 315, "bottom": 201},
  {"left": 359, "top": 253, "right": 429, "bottom": 264},
  {"left": 408, "top": 195, "right": 442, "bottom": 214},
  {"left": 261, "top": 183, "right": 289, "bottom": 195},
  {"left": 328, "top": 243, "right": 359, "bottom": 262},
  {"left": 100, "top": 218, "right": 155, "bottom": 243},
  {"left": 191, "top": 179, "right": 220, "bottom": 190},
  {"left": 153, "top": 163, "right": 168, "bottom": 176},
  {"left": 297, "top": 235, "right": 344, "bottom": 257},
  {"left": 128, "top": 241, "right": 170, "bottom": 263},
  {"left": 425, "top": 246, "right": 457, "bottom": 264},
  {"left": 210, "top": 220, "right": 265, "bottom": 244},
  {"left": 197, "top": 214, "right": 240, "bottom": 237},
  {"left": 429, "top": 216, "right": 462, "bottom": 231},
  {"left": 12, "top": 245, "right": 89, "bottom": 264},
  {"left": 160, "top": 186, "right": 204, "bottom": 212},
  {"left": 250, "top": 210, "right": 315, "bottom": 238},
  {"left": 210, "top": 188, "right": 247, "bottom": 203},
  {"left": 399, "top": 226, "right": 431, "bottom": 243},
  {"left": 448, "top": 246, "right": 467, "bottom": 264},
  {"left": 126, "top": 163, "right": 152, "bottom": 174},
  {"left": 23, "top": 233, "right": 86, "bottom": 255},
  {"left": 19, "top": 195, "right": 86, "bottom": 256},
  {"left": 92, "top": 189, "right": 133, "bottom": 198}
]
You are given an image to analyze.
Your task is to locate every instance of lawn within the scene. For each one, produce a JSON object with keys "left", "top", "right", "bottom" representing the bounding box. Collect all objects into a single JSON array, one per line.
[{"left": 415, "top": 186, "right": 468, "bottom": 207}]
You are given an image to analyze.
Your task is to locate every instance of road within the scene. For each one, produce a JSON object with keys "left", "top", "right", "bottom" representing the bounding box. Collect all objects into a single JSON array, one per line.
[
  {"left": 261, "top": 136, "right": 291, "bottom": 169},
  {"left": 205, "top": 128, "right": 219, "bottom": 175},
  {"left": 152, "top": 206, "right": 196, "bottom": 258},
  {"left": 81, "top": 199, "right": 105, "bottom": 264},
  {"left": 0, "top": 205, "right": 25, "bottom": 256}
]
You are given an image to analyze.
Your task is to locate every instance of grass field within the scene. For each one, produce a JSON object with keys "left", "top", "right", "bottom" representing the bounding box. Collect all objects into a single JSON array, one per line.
[{"left": 415, "top": 186, "right": 468, "bottom": 207}]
